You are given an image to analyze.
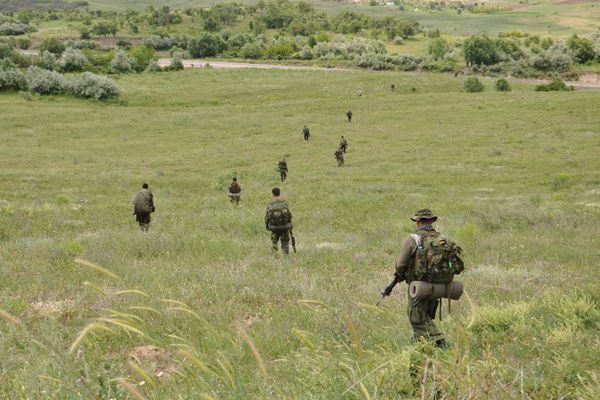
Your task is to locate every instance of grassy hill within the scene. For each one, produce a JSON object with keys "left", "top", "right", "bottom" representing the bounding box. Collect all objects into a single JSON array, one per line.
[{"left": 1, "top": 68, "right": 600, "bottom": 398}]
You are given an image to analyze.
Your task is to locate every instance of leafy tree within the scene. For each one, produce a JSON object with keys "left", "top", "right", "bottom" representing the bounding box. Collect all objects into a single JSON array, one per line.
[
  {"left": 188, "top": 33, "right": 227, "bottom": 58},
  {"left": 39, "top": 37, "right": 66, "bottom": 56},
  {"left": 428, "top": 37, "right": 449, "bottom": 61},
  {"left": 61, "top": 47, "right": 88, "bottom": 72},
  {"left": 91, "top": 21, "right": 118, "bottom": 37},
  {"left": 463, "top": 34, "right": 498, "bottom": 66},
  {"left": 130, "top": 45, "right": 156, "bottom": 70},
  {"left": 203, "top": 16, "right": 220, "bottom": 32},
  {"left": 567, "top": 35, "right": 594, "bottom": 64}
]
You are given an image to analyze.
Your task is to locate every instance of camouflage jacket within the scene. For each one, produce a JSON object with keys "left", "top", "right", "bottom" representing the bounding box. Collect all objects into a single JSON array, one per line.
[
  {"left": 133, "top": 189, "right": 154, "bottom": 214},
  {"left": 264, "top": 198, "right": 292, "bottom": 228},
  {"left": 278, "top": 161, "right": 288, "bottom": 172},
  {"left": 395, "top": 226, "right": 437, "bottom": 283},
  {"left": 229, "top": 182, "right": 241, "bottom": 194}
]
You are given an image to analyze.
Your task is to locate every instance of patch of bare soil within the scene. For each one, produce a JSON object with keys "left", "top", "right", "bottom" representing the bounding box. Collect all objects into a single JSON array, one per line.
[{"left": 128, "top": 345, "right": 178, "bottom": 379}]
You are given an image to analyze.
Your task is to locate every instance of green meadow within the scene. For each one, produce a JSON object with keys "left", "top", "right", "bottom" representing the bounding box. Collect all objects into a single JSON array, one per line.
[{"left": 1, "top": 69, "right": 600, "bottom": 398}]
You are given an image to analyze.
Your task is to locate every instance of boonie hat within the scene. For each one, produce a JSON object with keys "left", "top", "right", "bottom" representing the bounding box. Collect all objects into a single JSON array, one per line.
[{"left": 410, "top": 208, "right": 438, "bottom": 222}]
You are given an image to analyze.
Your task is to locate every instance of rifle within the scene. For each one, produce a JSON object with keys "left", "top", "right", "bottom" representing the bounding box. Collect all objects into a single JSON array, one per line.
[
  {"left": 290, "top": 228, "right": 297, "bottom": 253},
  {"left": 376, "top": 274, "right": 401, "bottom": 306}
]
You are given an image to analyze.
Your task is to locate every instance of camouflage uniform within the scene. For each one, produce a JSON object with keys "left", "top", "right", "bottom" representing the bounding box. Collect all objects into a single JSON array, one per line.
[
  {"left": 278, "top": 160, "right": 288, "bottom": 182},
  {"left": 265, "top": 198, "right": 292, "bottom": 254},
  {"left": 133, "top": 188, "right": 155, "bottom": 231},
  {"left": 302, "top": 126, "right": 310, "bottom": 141},
  {"left": 339, "top": 137, "right": 348, "bottom": 153},
  {"left": 395, "top": 210, "right": 444, "bottom": 343},
  {"left": 346, "top": 110, "right": 352, "bottom": 122},
  {"left": 229, "top": 181, "right": 241, "bottom": 204},
  {"left": 334, "top": 148, "right": 344, "bottom": 167}
]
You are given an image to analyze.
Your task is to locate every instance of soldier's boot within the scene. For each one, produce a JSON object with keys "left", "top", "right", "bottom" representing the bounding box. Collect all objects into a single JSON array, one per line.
[
  {"left": 141, "top": 223, "right": 150, "bottom": 232},
  {"left": 435, "top": 338, "right": 448, "bottom": 349}
]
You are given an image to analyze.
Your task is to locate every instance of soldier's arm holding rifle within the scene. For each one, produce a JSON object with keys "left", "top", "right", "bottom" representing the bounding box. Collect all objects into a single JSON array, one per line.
[{"left": 376, "top": 237, "right": 415, "bottom": 306}]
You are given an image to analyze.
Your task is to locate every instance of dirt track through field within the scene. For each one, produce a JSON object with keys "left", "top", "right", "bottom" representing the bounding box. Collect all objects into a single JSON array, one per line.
[{"left": 157, "top": 58, "right": 350, "bottom": 72}]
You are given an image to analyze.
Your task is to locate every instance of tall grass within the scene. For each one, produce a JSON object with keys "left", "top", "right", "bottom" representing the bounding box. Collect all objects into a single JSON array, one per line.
[{"left": 0, "top": 68, "right": 599, "bottom": 398}]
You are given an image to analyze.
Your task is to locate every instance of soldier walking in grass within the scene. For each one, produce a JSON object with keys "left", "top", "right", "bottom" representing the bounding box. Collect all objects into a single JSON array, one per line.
[
  {"left": 339, "top": 135, "right": 348, "bottom": 153},
  {"left": 228, "top": 177, "right": 241, "bottom": 205},
  {"left": 278, "top": 159, "right": 288, "bottom": 182},
  {"left": 133, "top": 183, "right": 155, "bottom": 231},
  {"left": 265, "top": 187, "right": 293, "bottom": 254},
  {"left": 334, "top": 147, "right": 344, "bottom": 167},
  {"left": 385, "top": 209, "right": 464, "bottom": 349},
  {"left": 346, "top": 110, "right": 353, "bottom": 122},
  {"left": 302, "top": 125, "right": 310, "bottom": 141}
]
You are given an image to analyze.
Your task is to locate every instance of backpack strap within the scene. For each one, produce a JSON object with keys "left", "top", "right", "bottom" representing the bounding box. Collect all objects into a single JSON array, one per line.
[{"left": 410, "top": 234, "right": 424, "bottom": 250}]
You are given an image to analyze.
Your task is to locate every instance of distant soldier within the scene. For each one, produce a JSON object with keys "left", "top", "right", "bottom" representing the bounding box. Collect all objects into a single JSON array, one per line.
[
  {"left": 133, "top": 183, "right": 155, "bottom": 231},
  {"left": 339, "top": 136, "right": 348, "bottom": 153},
  {"left": 302, "top": 125, "right": 310, "bottom": 141},
  {"left": 346, "top": 110, "right": 353, "bottom": 122},
  {"left": 228, "top": 177, "right": 241, "bottom": 205},
  {"left": 334, "top": 148, "right": 344, "bottom": 167},
  {"left": 391, "top": 83, "right": 396, "bottom": 92},
  {"left": 265, "top": 187, "right": 293, "bottom": 254},
  {"left": 278, "top": 159, "right": 288, "bottom": 182}
]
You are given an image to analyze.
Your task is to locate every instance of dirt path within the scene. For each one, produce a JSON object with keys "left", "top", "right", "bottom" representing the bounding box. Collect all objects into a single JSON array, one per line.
[{"left": 157, "top": 58, "right": 350, "bottom": 72}]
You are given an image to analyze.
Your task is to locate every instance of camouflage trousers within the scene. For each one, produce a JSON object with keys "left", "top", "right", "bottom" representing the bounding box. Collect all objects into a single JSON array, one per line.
[
  {"left": 280, "top": 171, "right": 287, "bottom": 182},
  {"left": 270, "top": 230, "right": 290, "bottom": 254},
  {"left": 336, "top": 156, "right": 344, "bottom": 167},
  {"left": 407, "top": 287, "right": 443, "bottom": 342},
  {"left": 135, "top": 212, "right": 151, "bottom": 231}
]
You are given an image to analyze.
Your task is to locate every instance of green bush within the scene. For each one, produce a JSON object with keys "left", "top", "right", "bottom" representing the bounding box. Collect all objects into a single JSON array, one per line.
[
  {"left": 67, "top": 72, "right": 120, "bottom": 99},
  {"left": 495, "top": 78, "right": 511, "bottom": 92},
  {"left": 26, "top": 66, "right": 65, "bottom": 95},
  {"left": 39, "top": 37, "right": 66, "bottom": 56},
  {"left": 464, "top": 76, "right": 484, "bottom": 92},
  {"left": 535, "top": 79, "right": 573, "bottom": 92}
]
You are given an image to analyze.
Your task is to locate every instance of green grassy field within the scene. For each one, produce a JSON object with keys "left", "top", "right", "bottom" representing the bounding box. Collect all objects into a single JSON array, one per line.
[{"left": 1, "top": 68, "right": 600, "bottom": 398}]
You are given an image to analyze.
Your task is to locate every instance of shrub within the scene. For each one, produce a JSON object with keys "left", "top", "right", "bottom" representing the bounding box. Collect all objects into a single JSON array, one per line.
[
  {"left": 67, "top": 72, "right": 120, "bottom": 99},
  {"left": 464, "top": 76, "right": 484, "bottom": 92},
  {"left": 26, "top": 66, "right": 65, "bottom": 95},
  {"left": 299, "top": 45, "right": 313, "bottom": 60},
  {"left": 188, "top": 33, "right": 227, "bottom": 58},
  {"left": 39, "top": 37, "right": 66, "bottom": 56},
  {"left": 0, "top": 23, "right": 37, "bottom": 36},
  {"left": 143, "top": 34, "right": 175, "bottom": 50},
  {"left": 495, "top": 78, "right": 511, "bottom": 92},
  {"left": 0, "top": 68, "right": 27, "bottom": 91},
  {"left": 531, "top": 43, "right": 573, "bottom": 72},
  {"left": 145, "top": 59, "right": 162, "bottom": 72},
  {"left": 239, "top": 42, "right": 262, "bottom": 59},
  {"left": 535, "top": 79, "right": 573, "bottom": 92},
  {"left": 61, "top": 47, "right": 88, "bottom": 72},
  {"left": 0, "top": 42, "right": 15, "bottom": 59},
  {"left": 166, "top": 54, "right": 184, "bottom": 71},
  {"left": 40, "top": 50, "right": 58, "bottom": 70},
  {"left": 110, "top": 49, "right": 133, "bottom": 73},
  {"left": 65, "top": 39, "right": 99, "bottom": 49},
  {"left": 16, "top": 38, "right": 30, "bottom": 49}
]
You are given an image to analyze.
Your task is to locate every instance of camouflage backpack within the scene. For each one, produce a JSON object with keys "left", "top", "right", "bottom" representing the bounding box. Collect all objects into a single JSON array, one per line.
[
  {"left": 266, "top": 200, "right": 291, "bottom": 229},
  {"left": 410, "top": 231, "right": 464, "bottom": 284},
  {"left": 133, "top": 190, "right": 153, "bottom": 214}
]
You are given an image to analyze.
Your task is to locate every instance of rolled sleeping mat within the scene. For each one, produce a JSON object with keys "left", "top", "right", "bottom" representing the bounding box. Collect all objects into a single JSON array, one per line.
[
  {"left": 409, "top": 281, "right": 464, "bottom": 301},
  {"left": 268, "top": 222, "right": 293, "bottom": 232}
]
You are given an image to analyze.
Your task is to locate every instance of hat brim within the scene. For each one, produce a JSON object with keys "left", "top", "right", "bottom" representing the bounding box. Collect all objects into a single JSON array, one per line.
[{"left": 410, "top": 216, "right": 438, "bottom": 222}]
